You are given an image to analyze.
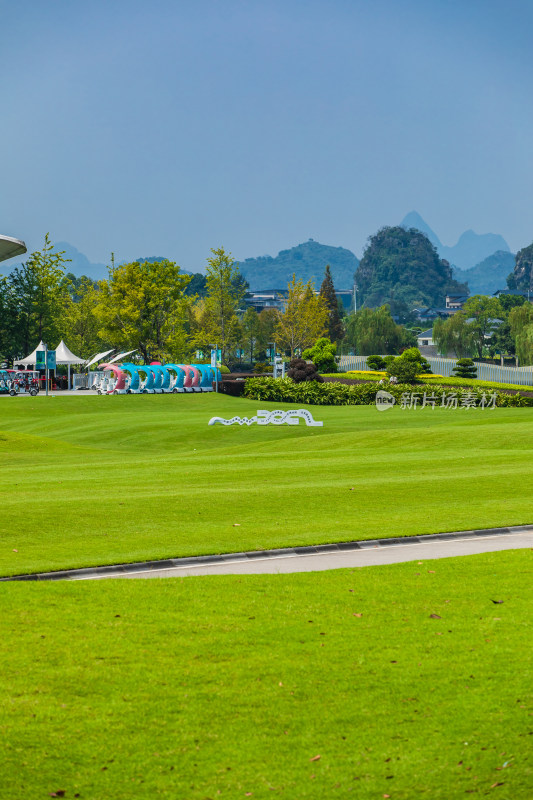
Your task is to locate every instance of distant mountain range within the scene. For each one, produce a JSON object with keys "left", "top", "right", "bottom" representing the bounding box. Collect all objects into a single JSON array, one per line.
[
  {"left": 452, "top": 251, "right": 516, "bottom": 296},
  {"left": 55, "top": 241, "right": 109, "bottom": 281},
  {"left": 1, "top": 214, "right": 518, "bottom": 297},
  {"left": 400, "top": 211, "right": 511, "bottom": 271},
  {"left": 400, "top": 211, "right": 514, "bottom": 295},
  {"left": 236, "top": 239, "right": 359, "bottom": 290}
]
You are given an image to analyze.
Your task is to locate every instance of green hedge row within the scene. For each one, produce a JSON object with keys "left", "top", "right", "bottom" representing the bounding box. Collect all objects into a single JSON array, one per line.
[{"left": 243, "top": 377, "right": 533, "bottom": 407}]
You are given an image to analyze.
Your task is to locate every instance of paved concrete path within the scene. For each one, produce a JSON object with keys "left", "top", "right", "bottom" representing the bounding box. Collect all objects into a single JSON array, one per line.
[{"left": 74, "top": 531, "right": 533, "bottom": 580}]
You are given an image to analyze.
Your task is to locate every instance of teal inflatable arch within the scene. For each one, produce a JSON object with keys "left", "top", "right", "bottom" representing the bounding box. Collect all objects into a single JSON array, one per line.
[{"left": 105, "top": 361, "right": 219, "bottom": 394}]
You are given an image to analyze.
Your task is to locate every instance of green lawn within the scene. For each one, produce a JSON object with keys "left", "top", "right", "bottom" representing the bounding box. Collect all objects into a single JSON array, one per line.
[
  {"left": 1, "top": 550, "right": 531, "bottom": 798},
  {"left": 1, "top": 394, "right": 532, "bottom": 576}
]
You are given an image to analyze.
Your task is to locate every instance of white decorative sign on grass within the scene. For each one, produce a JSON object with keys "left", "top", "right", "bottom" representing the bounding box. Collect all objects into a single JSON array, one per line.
[{"left": 208, "top": 409, "right": 323, "bottom": 427}]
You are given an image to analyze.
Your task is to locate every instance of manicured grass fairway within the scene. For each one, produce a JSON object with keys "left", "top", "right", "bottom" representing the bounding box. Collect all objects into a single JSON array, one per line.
[
  {"left": 1, "top": 550, "right": 531, "bottom": 798},
  {"left": 0, "top": 394, "right": 532, "bottom": 576}
]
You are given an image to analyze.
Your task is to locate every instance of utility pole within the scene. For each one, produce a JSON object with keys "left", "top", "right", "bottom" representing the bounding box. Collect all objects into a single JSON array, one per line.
[
  {"left": 353, "top": 283, "right": 358, "bottom": 314},
  {"left": 44, "top": 342, "right": 49, "bottom": 397}
]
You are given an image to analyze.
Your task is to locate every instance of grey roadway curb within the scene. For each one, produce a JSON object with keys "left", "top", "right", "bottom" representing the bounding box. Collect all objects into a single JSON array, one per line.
[{"left": 2, "top": 523, "right": 532, "bottom": 582}]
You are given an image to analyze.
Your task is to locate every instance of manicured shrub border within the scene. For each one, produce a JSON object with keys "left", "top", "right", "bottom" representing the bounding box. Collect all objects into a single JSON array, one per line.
[
  {"left": 322, "top": 371, "right": 533, "bottom": 392},
  {"left": 244, "top": 377, "right": 533, "bottom": 407}
]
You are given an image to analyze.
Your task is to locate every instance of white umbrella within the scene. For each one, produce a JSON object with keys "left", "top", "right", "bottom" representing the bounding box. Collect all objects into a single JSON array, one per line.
[
  {"left": 86, "top": 349, "right": 115, "bottom": 368},
  {"left": 106, "top": 349, "right": 137, "bottom": 365}
]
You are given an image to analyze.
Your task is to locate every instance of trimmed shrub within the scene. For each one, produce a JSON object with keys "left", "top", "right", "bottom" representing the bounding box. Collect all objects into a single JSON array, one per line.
[
  {"left": 386, "top": 347, "right": 432, "bottom": 383},
  {"left": 386, "top": 358, "right": 420, "bottom": 384},
  {"left": 219, "top": 379, "right": 246, "bottom": 396},
  {"left": 253, "top": 362, "right": 273, "bottom": 374},
  {"left": 243, "top": 376, "right": 533, "bottom": 408},
  {"left": 219, "top": 365, "right": 231, "bottom": 374},
  {"left": 287, "top": 358, "right": 323, "bottom": 383},
  {"left": 302, "top": 338, "right": 337, "bottom": 373},
  {"left": 453, "top": 358, "right": 477, "bottom": 379},
  {"left": 366, "top": 355, "right": 386, "bottom": 371}
]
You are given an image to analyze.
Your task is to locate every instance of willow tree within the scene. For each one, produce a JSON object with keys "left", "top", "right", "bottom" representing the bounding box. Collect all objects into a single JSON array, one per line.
[
  {"left": 432, "top": 313, "right": 476, "bottom": 358},
  {"left": 344, "top": 305, "right": 411, "bottom": 355},
  {"left": 509, "top": 303, "right": 533, "bottom": 365}
]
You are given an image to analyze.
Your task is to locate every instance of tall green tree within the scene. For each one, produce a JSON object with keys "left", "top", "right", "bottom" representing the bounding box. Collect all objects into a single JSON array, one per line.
[
  {"left": 62, "top": 277, "right": 105, "bottom": 359},
  {"left": 241, "top": 307, "right": 261, "bottom": 362},
  {"left": 461, "top": 295, "right": 504, "bottom": 358},
  {"left": 0, "top": 234, "right": 71, "bottom": 359},
  {"left": 96, "top": 258, "right": 192, "bottom": 362},
  {"left": 203, "top": 247, "right": 245, "bottom": 363},
  {"left": 275, "top": 275, "right": 328, "bottom": 357},
  {"left": 319, "top": 264, "right": 344, "bottom": 342}
]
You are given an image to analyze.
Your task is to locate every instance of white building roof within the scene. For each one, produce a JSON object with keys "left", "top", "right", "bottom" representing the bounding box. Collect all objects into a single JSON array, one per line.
[{"left": 0, "top": 234, "right": 27, "bottom": 263}]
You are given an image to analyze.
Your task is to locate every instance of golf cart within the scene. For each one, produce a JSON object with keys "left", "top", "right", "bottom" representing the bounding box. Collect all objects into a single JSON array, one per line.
[{"left": 4, "top": 370, "right": 40, "bottom": 396}]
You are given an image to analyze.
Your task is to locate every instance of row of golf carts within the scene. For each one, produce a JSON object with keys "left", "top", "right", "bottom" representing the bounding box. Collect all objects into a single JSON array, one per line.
[
  {"left": 90, "top": 362, "right": 220, "bottom": 394},
  {"left": 0, "top": 370, "right": 40, "bottom": 396}
]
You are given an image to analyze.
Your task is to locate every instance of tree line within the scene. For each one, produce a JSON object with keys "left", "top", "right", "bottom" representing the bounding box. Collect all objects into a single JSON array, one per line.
[
  {"left": 0, "top": 237, "right": 344, "bottom": 367},
  {"left": 432, "top": 294, "right": 533, "bottom": 363}
]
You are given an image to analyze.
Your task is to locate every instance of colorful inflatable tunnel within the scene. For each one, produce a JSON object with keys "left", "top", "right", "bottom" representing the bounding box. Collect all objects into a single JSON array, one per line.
[
  {"left": 97, "top": 363, "right": 128, "bottom": 394},
  {"left": 94, "top": 361, "right": 218, "bottom": 395}
]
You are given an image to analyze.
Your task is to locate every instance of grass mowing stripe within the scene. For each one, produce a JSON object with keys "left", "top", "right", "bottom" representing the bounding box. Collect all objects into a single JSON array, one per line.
[
  {"left": 1, "top": 395, "right": 532, "bottom": 575},
  {"left": 0, "top": 550, "right": 531, "bottom": 798}
]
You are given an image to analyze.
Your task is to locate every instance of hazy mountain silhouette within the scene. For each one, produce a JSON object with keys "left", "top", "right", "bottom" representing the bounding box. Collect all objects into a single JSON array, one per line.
[
  {"left": 54, "top": 241, "right": 109, "bottom": 280},
  {"left": 400, "top": 211, "right": 510, "bottom": 270},
  {"left": 453, "top": 250, "right": 515, "bottom": 295},
  {"left": 237, "top": 239, "right": 359, "bottom": 290}
]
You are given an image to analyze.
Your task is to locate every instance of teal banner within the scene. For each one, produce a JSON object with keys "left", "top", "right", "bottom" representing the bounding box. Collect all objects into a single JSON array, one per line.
[{"left": 35, "top": 350, "right": 56, "bottom": 370}]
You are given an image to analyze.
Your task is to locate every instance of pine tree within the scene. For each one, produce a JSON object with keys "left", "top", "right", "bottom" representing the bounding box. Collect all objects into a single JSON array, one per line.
[{"left": 319, "top": 264, "right": 344, "bottom": 342}]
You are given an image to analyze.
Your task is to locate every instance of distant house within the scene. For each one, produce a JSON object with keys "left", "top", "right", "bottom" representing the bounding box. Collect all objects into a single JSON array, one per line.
[
  {"left": 417, "top": 328, "right": 434, "bottom": 347},
  {"left": 244, "top": 289, "right": 288, "bottom": 313},
  {"left": 412, "top": 307, "right": 453, "bottom": 322},
  {"left": 493, "top": 289, "right": 531, "bottom": 300},
  {"left": 244, "top": 288, "right": 354, "bottom": 314},
  {"left": 416, "top": 328, "right": 438, "bottom": 357},
  {"left": 445, "top": 293, "right": 468, "bottom": 310}
]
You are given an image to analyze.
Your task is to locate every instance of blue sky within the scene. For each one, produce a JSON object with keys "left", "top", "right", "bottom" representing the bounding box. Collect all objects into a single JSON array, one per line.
[{"left": 2, "top": 0, "right": 532, "bottom": 270}]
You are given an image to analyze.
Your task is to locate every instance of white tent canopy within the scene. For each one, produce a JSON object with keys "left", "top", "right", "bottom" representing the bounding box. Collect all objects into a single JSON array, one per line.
[
  {"left": 15, "top": 340, "right": 85, "bottom": 367},
  {"left": 55, "top": 340, "right": 85, "bottom": 365},
  {"left": 14, "top": 340, "right": 45, "bottom": 366}
]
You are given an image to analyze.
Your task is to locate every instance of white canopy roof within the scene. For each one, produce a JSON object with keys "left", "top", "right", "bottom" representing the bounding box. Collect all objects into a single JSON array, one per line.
[
  {"left": 15, "top": 340, "right": 85, "bottom": 366},
  {"left": 55, "top": 340, "right": 85, "bottom": 365},
  {"left": 0, "top": 234, "right": 27, "bottom": 263},
  {"left": 86, "top": 349, "right": 115, "bottom": 368},
  {"left": 14, "top": 340, "right": 45, "bottom": 366},
  {"left": 107, "top": 349, "right": 137, "bottom": 365}
]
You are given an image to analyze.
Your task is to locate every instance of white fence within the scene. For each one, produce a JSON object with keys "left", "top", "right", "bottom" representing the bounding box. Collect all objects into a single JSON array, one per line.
[
  {"left": 339, "top": 355, "right": 533, "bottom": 387},
  {"left": 72, "top": 374, "right": 89, "bottom": 389}
]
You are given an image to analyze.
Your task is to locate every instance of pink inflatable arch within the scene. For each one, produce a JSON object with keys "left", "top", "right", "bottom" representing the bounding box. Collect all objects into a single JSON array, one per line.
[{"left": 101, "top": 363, "right": 127, "bottom": 392}]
